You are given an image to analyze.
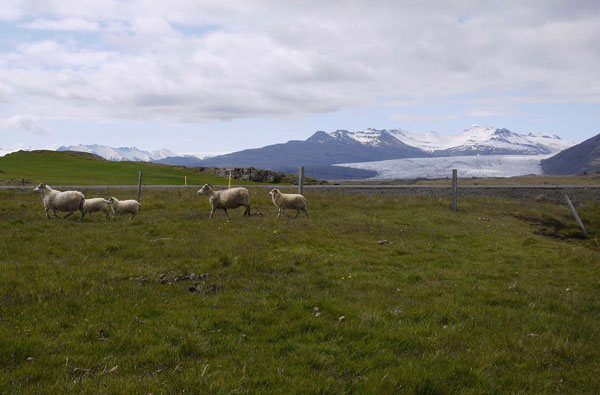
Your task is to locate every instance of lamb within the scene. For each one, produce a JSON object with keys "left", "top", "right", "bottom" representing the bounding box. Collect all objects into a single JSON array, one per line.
[
  {"left": 269, "top": 188, "right": 309, "bottom": 218},
  {"left": 33, "top": 183, "right": 86, "bottom": 221},
  {"left": 83, "top": 198, "right": 111, "bottom": 220},
  {"left": 107, "top": 197, "right": 141, "bottom": 220},
  {"left": 197, "top": 184, "right": 251, "bottom": 219}
]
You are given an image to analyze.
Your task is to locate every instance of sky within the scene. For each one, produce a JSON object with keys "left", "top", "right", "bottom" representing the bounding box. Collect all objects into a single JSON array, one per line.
[{"left": 1, "top": 0, "right": 599, "bottom": 155}]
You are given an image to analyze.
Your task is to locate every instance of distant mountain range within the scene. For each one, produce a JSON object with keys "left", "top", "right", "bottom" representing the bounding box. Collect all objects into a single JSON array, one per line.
[
  {"left": 57, "top": 144, "right": 176, "bottom": 162},
  {"left": 52, "top": 126, "right": 577, "bottom": 179},
  {"left": 541, "top": 133, "right": 600, "bottom": 175},
  {"left": 185, "top": 126, "right": 573, "bottom": 178}
]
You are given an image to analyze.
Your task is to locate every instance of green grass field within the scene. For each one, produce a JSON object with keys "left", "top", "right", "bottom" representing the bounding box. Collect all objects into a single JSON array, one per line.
[
  {"left": 1, "top": 187, "right": 599, "bottom": 393},
  {"left": 0, "top": 151, "right": 255, "bottom": 186}
]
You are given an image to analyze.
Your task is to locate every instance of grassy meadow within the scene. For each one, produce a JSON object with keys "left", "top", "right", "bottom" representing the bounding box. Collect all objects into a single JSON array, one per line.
[
  {"left": 1, "top": 187, "right": 599, "bottom": 393},
  {"left": 0, "top": 151, "right": 254, "bottom": 186}
]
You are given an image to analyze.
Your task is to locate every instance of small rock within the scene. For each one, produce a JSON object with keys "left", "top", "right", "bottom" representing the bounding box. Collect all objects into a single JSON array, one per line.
[
  {"left": 159, "top": 273, "right": 166, "bottom": 278},
  {"left": 159, "top": 278, "right": 168, "bottom": 285},
  {"left": 315, "top": 312, "right": 321, "bottom": 317},
  {"left": 535, "top": 194, "right": 546, "bottom": 202},
  {"left": 205, "top": 283, "right": 217, "bottom": 295},
  {"left": 377, "top": 240, "right": 391, "bottom": 245},
  {"left": 393, "top": 309, "right": 401, "bottom": 316},
  {"left": 338, "top": 316, "right": 345, "bottom": 322},
  {"left": 188, "top": 286, "right": 197, "bottom": 293},
  {"left": 26, "top": 357, "right": 34, "bottom": 361},
  {"left": 313, "top": 306, "right": 320, "bottom": 312},
  {"left": 478, "top": 217, "right": 490, "bottom": 222},
  {"left": 527, "top": 333, "right": 540, "bottom": 337},
  {"left": 566, "top": 288, "right": 572, "bottom": 292}
]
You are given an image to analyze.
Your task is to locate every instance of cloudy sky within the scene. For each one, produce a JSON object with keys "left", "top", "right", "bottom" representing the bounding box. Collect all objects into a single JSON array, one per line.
[{"left": 1, "top": 0, "right": 599, "bottom": 154}]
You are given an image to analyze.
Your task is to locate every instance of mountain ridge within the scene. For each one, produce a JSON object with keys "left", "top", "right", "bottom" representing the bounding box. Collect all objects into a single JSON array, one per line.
[
  {"left": 57, "top": 144, "right": 176, "bottom": 162},
  {"left": 541, "top": 133, "right": 600, "bottom": 175}
]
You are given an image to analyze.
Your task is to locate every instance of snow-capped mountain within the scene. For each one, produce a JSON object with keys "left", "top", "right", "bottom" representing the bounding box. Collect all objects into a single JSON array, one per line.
[
  {"left": 194, "top": 125, "right": 575, "bottom": 179},
  {"left": 57, "top": 144, "right": 176, "bottom": 162},
  {"left": 353, "top": 125, "right": 573, "bottom": 156}
]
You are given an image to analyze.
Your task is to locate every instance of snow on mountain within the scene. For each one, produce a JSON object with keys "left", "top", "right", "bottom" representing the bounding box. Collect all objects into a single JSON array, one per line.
[
  {"left": 57, "top": 144, "right": 176, "bottom": 162},
  {"left": 337, "top": 154, "right": 551, "bottom": 179},
  {"left": 343, "top": 125, "right": 574, "bottom": 155}
]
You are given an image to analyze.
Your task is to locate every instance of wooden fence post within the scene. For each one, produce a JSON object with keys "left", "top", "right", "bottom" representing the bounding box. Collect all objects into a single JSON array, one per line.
[
  {"left": 299, "top": 166, "right": 304, "bottom": 195},
  {"left": 452, "top": 169, "right": 457, "bottom": 210},
  {"left": 137, "top": 171, "right": 142, "bottom": 203},
  {"left": 565, "top": 194, "right": 587, "bottom": 235}
]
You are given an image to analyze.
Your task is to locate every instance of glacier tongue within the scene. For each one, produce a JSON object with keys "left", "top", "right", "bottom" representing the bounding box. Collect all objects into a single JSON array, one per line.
[{"left": 336, "top": 155, "right": 551, "bottom": 179}]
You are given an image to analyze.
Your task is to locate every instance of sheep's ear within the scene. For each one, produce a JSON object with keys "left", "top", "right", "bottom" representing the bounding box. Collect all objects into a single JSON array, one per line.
[{"left": 207, "top": 183, "right": 213, "bottom": 188}]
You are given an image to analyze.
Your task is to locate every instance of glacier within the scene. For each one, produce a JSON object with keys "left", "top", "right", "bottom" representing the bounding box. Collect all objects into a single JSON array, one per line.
[{"left": 336, "top": 155, "right": 551, "bottom": 179}]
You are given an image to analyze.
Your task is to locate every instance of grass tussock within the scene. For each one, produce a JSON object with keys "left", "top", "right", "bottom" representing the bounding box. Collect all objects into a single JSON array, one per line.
[{"left": 1, "top": 189, "right": 599, "bottom": 393}]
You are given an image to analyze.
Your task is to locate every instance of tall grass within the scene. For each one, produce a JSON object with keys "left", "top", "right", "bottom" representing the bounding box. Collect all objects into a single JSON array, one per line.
[{"left": 1, "top": 188, "right": 599, "bottom": 393}]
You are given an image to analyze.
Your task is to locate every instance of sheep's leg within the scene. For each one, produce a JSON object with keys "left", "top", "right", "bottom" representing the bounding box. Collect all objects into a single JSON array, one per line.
[
  {"left": 79, "top": 208, "right": 85, "bottom": 222},
  {"left": 105, "top": 210, "right": 110, "bottom": 220},
  {"left": 129, "top": 213, "right": 135, "bottom": 220},
  {"left": 294, "top": 209, "right": 300, "bottom": 219},
  {"left": 52, "top": 209, "right": 60, "bottom": 218},
  {"left": 277, "top": 208, "right": 284, "bottom": 218},
  {"left": 303, "top": 208, "right": 309, "bottom": 218},
  {"left": 63, "top": 211, "right": 74, "bottom": 219},
  {"left": 209, "top": 207, "right": 216, "bottom": 219},
  {"left": 44, "top": 207, "right": 51, "bottom": 218},
  {"left": 223, "top": 209, "right": 229, "bottom": 217},
  {"left": 244, "top": 205, "right": 250, "bottom": 216}
]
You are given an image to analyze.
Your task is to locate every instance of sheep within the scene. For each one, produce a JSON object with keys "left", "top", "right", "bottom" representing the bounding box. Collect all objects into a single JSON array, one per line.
[
  {"left": 197, "top": 184, "right": 251, "bottom": 219},
  {"left": 107, "top": 197, "right": 141, "bottom": 220},
  {"left": 83, "top": 198, "right": 111, "bottom": 220},
  {"left": 269, "top": 188, "right": 309, "bottom": 218},
  {"left": 33, "top": 183, "right": 86, "bottom": 221}
]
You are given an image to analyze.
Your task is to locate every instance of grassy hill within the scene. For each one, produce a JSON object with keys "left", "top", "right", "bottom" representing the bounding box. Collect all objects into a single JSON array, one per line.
[
  {"left": 1, "top": 189, "right": 599, "bottom": 392},
  {"left": 0, "top": 150, "right": 254, "bottom": 186}
]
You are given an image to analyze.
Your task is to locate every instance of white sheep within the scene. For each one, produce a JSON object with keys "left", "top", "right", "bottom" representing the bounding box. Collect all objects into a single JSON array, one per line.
[
  {"left": 107, "top": 197, "right": 141, "bottom": 220},
  {"left": 83, "top": 198, "right": 111, "bottom": 220},
  {"left": 197, "top": 184, "right": 251, "bottom": 219},
  {"left": 33, "top": 183, "right": 86, "bottom": 221},
  {"left": 269, "top": 188, "right": 309, "bottom": 218}
]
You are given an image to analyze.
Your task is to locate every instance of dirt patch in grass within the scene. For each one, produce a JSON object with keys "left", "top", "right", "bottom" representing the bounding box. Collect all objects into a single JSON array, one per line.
[{"left": 509, "top": 212, "right": 588, "bottom": 239}]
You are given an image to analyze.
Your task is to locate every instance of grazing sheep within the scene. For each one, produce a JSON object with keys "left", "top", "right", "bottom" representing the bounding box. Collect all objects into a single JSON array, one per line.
[
  {"left": 269, "top": 188, "right": 309, "bottom": 218},
  {"left": 33, "top": 183, "right": 86, "bottom": 221},
  {"left": 197, "top": 184, "right": 251, "bottom": 219},
  {"left": 107, "top": 197, "right": 141, "bottom": 220},
  {"left": 83, "top": 198, "right": 111, "bottom": 220}
]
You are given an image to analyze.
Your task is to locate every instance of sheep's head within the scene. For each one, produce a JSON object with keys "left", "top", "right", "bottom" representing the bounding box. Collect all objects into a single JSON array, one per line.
[
  {"left": 107, "top": 197, "right": 116, "bottom": 205},
  {"left": 197, "top": 184, "right": 213, "bottom": 195},
  {"left": 269, "top": 188, "right": 280, "bottom": 197},
  {"left": 33, "top": 183, "right": 47, "bottom": 193}
]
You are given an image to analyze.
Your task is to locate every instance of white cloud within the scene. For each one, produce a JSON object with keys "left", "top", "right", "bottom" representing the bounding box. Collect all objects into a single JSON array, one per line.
[
  {"left": 1, "top": 114, "right": 49, "bottom": 135},
  {"left": 389, "top": 113, "right": 459, "bottom": 123},
  {"left": 19, "top": 18, "right": 100, "bottom": 31},
  {"left": 0, "top": 1, "right": 598, "bottom": 125}
]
